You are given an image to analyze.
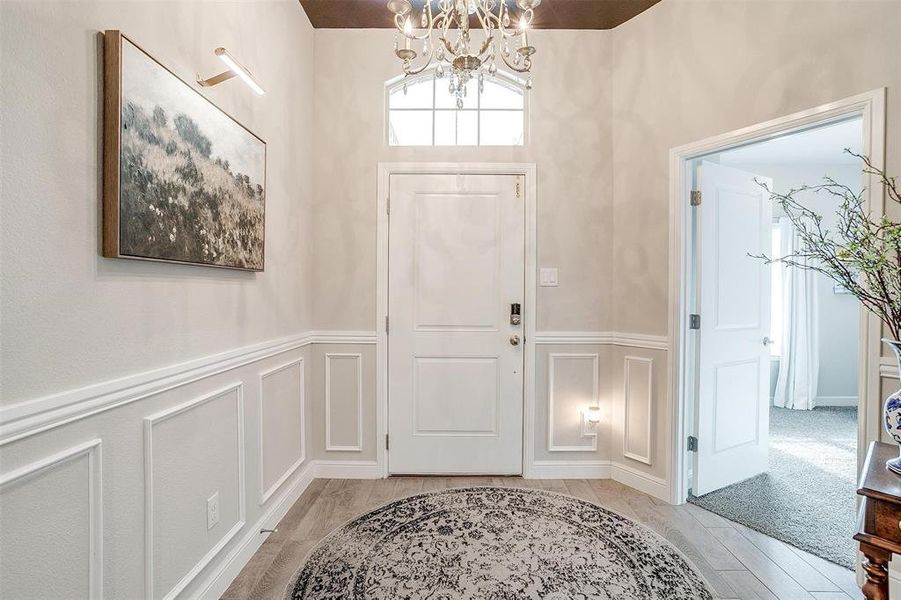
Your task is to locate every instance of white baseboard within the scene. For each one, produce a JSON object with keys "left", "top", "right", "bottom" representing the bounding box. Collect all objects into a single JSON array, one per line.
[
  {"left": 315, "top": 459, "right": 383, "bottom": 479},
  {"left": 816, "top": 395, "right": 858, "bottom": 407},
  {"left": 528, "top": 460, "right": 612, "bottom": 479},
  {"left": 611, "top": 462, "right": 669, "bottom": 502},
  {"left": 197, "top": 460, "right": 317, "bottom": 600}
]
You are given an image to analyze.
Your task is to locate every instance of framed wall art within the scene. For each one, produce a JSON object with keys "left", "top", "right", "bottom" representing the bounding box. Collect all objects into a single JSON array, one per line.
[{"left": 102, "top": 30, "right": 266, "bottom": 271}]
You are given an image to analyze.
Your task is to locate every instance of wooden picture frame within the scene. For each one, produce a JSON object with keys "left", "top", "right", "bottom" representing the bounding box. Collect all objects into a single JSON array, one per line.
[{"left": 102, "top": 30, "right": 267, "bottom": 271}]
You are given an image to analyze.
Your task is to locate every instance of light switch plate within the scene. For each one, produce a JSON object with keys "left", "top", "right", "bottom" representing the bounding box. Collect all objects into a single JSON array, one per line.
[{"left": 539, "top": 268, "right": 559, "bottom": 287}]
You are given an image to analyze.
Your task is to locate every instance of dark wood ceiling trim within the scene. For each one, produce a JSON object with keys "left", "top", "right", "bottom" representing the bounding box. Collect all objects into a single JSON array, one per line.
[{"left": 299, "top": 0, "right": 662, "bottom": 30}]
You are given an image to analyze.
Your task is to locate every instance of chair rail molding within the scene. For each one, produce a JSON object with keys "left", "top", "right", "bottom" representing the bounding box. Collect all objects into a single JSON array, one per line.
[
  {"left": 535, "top": 331, "right": 668, "bottom": 350},
  {"left": 0, "top": 331, "right": 378, "bottom": 446}
]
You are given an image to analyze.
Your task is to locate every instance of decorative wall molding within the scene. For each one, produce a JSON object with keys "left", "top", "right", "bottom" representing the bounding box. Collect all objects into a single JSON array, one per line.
[
  {"left": 1, "top": 331, "right": 378, "bottom": 447},
  {"left": 197, "top": 459, "right": 317, "bottom": 600},
  {"left": 0, "top": 333, "right": 313, "bottom": 446},
  {"left": 325, "top": 353, "right": 364, "bottom": 452},
  {"left": 258, "top": 359, "right": 306, "bottom": 505},
  {"left": 623, "top": 356, "right": 653, "bottom": 466},
  {"left": 143, "top": 384, "right": 246, "bottom": 600},
  {"left": 535, "top": 331, "right": 669, "bottom": 350},
  {"left": 309, "top": 331, "right": 377, "bottom": 345},
  {"left": 880, "top": 357, "right": 898, "bottom": 379},
  {"left": 0, "top": 438, "right": 103, "bottom": 599},
  {"left": 547, "top": 353, "right": 599, "bottom": 452}
]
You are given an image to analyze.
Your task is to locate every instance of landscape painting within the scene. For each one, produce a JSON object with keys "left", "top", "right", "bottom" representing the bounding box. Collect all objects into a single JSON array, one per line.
[{"left": 103, "top": 31, "right": 266, "bottom": 271}]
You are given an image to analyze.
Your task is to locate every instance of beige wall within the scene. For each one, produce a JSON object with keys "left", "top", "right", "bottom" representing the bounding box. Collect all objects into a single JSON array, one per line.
[
  {"left": 0, "top": 2, "right": 316, "bottom": 598},
  {"left": 611, "top": 0, "right": 901, "bottom": 335},
  {"left": 312, "top": 28, "right": 614, "bottom": 333},
  {"left": 0, "top": 0, "right": 315, "bottom": 405},
  {"left": 310, "top": 29, "right": 618, "bottom": 466},
  {"left": 610, "top": 0, "right": 901, "bottom": 486}
]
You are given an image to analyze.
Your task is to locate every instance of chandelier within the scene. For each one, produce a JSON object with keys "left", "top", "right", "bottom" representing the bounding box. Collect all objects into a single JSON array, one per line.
[{"left": 388, "top": 0, "right": 540, "bottom": 108}]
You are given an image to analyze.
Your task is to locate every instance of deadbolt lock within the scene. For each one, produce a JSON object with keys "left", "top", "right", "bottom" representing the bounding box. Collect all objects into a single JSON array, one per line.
[{"left": 510, "top": 303, "right": 521, "bottom": 326}]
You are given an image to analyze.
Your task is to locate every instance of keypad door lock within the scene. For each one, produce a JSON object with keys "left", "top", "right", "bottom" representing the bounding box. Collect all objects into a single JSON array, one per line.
[{"left": 510, "top": 303, "right": 521, "bottom": 326}]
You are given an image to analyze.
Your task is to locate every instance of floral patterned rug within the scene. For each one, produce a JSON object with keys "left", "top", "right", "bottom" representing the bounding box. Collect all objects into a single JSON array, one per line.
[{"left": 288, "top": 486, "right": 713, "bottom": 599}]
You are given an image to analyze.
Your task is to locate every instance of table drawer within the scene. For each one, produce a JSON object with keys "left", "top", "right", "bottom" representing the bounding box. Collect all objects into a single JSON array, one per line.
[{"left": 874, "top": 500, "right": 901, "bottom": 544}]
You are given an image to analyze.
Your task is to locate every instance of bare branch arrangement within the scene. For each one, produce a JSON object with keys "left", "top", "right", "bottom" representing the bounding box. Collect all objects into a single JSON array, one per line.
[{"left": 752, "top": 152, "right": 901, "bottom": 340}]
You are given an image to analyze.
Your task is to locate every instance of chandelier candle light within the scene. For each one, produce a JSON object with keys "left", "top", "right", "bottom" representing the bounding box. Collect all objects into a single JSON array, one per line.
[{"left": 388, "top": 0, "right": 539, "bottom": 109}]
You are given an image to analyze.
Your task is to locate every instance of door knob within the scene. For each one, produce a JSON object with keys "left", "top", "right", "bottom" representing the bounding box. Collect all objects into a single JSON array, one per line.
[
  {"left": 763, "top": 336, "right": 773, "bottom": 346},
  {"left": 510, "top": 335, "right": 520, "bottom": 346}
]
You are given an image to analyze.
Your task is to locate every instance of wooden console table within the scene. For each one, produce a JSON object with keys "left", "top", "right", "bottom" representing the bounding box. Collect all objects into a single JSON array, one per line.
[{"left": 856, "top": 441, "right": 901, "bottom": 599}]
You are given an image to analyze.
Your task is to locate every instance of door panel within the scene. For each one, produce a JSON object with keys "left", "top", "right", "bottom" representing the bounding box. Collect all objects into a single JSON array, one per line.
[
  {"left": 388, "top": 173, "right": 524, "bottom": 474},
  {"left": 694, "top": 162, "right": 773, "bottom": 496}
]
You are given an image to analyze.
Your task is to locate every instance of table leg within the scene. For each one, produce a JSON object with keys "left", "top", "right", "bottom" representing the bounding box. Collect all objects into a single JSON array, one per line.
[{"left": 860, "top": 542, "right": 891, "bottom": 600}]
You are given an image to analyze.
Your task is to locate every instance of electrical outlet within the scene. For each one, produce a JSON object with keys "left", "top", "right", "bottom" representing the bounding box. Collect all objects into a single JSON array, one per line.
[{"left": 207, "top": 491, "right": 220, "bottom": 530}]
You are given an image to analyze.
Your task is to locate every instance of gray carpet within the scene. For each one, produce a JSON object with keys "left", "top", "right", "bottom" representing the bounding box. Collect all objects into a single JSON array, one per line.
[{"left": 689, "top": 406, "right": 857, "bottom": 569}]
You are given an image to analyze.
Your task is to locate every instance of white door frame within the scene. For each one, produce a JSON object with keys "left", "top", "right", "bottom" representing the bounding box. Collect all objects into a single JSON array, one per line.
[
  {"left": 668, "top": 89, "right": 887, "bottom": 504},
  {"left": 376, "top": 163, "right": 538, "bottom": 478}
]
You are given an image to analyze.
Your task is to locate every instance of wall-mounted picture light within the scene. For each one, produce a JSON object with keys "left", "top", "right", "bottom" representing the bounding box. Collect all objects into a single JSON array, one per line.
[{"left": 197, "top": 47, "right": 265, "bottom": 95}]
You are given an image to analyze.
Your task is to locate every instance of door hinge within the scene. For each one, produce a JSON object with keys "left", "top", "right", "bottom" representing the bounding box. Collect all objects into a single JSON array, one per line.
[
  {"left": 690, "top": 190, "right": 702, "bottom": 206},
  {"left": 687, "top": 435, "right": 698, "bottom": 452},
  {"left": 515, "top": 179, "right": 521, "bottom": 199},
  {"left": 385, "top": 434, "right": 389, "bottom": 451},
  {"left": 385, "top": 315, "right": 389, "bottom": 334},
  {"left": 689, "top": 314, "right": 701, "bottom": 330},
  {"left": 386, "top": 196, "right": 390, "bottom": 215}
]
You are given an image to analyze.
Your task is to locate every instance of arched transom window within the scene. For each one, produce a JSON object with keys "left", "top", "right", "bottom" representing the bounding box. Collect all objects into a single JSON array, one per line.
[{"left": 387, "top": 69, "right": 526, "bottom": 147}]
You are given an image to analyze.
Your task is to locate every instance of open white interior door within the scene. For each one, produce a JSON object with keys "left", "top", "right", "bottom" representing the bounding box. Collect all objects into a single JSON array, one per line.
[{"left": 693, "top": 161, "right": 773, "bottom": 496}]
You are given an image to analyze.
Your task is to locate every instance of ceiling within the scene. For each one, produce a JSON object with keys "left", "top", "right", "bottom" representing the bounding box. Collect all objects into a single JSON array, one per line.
[
  {"left": 720, "top": 118, "right": 864, "bottom": 166},
  {"left": 298, "top": 0, "right": 663, "bottom": 29}
]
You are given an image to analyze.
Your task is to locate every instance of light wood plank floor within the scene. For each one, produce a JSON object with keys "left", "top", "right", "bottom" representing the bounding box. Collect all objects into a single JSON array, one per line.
[{"left": 223, "top": 477, "right": 862, "bottom": 600}]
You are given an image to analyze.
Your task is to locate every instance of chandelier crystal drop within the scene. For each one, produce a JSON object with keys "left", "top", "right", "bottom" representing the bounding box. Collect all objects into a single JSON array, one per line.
[{"left": 388, "top": 0, "right": 539, "bottom": 108}]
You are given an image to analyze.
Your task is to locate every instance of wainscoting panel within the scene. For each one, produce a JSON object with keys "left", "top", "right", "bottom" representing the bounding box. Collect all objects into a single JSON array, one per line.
[
  {"left": 144, "top": 385, "right": 245, "bottom": 600},
  {"left": 325, "top": 353, "right": 363, "bottom": 452},
  {"left": 259, "top": 359, "right": 305, "bottom": 504},
  {"left": 623, "top": 356, "right": 653, "bottom": 465},
  {"left": 547, "top": 353, "right": 599, "bottom": 452},
  {"left": 0, "top": 337, "right": 314, "bottom": 600},
  {"left": 0, "top": 439, "right": 102, "bottom": 599}
]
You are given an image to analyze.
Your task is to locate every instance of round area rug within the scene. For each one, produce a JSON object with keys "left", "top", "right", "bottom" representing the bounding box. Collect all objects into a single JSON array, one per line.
[{"left": 288, "top": 487, "right": 713, "bottom": 599}]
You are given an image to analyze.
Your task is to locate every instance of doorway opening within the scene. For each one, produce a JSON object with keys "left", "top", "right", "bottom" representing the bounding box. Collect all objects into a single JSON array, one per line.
[{"left": 684, "top": 117, "right": 864, "bottom": 569}]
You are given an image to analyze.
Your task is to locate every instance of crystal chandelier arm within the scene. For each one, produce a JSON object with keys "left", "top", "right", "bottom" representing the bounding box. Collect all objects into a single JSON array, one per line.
[
  {"left": 394, "top": 12, "right": 436, "bottom": 41},
  {"left": 500, "top": 49, "right": 532, "bottom": 73},
  {"left": 402, "top": 43, "right": 436, "bottom": 75},
  {"left": 497, "top": 7, "right": 534, "bottom": 39}
]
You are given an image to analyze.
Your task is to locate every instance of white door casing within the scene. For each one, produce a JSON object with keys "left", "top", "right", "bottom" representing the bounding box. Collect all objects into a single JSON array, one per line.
[
  {"left": 388, "top": 173, "right": 525, "bottom": 474},
  {"left": 693, "top": 162, "right": 773, "bottom": 496}
]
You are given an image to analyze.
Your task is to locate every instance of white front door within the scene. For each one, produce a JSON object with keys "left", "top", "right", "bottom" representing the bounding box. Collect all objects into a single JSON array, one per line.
[
  {"left": 693, "top": 161, "right": 773, "bottom": 496},
  {"left": 388, "top": 173, "right": 524, "bottom": 474}
]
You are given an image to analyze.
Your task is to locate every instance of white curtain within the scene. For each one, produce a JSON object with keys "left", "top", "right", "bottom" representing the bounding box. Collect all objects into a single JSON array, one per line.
[{"left": 774, "top": 217, "right": 819, "bottom": 410}]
